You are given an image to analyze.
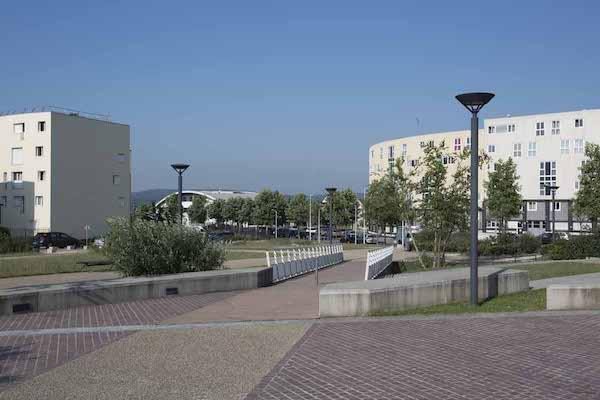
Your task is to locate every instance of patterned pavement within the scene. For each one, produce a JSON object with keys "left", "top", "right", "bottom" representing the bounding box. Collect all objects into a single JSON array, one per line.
[
  {"left": 246, "top": 314, "right": 600, "bottom": 400},
  {"left": 0, "top": 291, "right": 235, "bottom": 390}
]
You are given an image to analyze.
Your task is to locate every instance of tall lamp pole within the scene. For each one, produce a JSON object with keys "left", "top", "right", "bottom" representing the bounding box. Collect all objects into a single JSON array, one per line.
[
  {"left": 545, "top": 185, "right": 560, "bottom": 239},
  {"left": 274, "top": 210, "right": 278, "bottom": 239},
  {"left": 325, "top": 188, "right": 337, "bottom": 245},
  {"left": 363, "top": 186, "right": 367, "bottom": 244},
  {"left": 455, "top": 92, "right": 495, "bottom": 306},
  {"left": 170, "top": 163, "right": 190, "bottom": 225},
  {"left": 309, "top": 194, "right": 312, "bottom": 241}
]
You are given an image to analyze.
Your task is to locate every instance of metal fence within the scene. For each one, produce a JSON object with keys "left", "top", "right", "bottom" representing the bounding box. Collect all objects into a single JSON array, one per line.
[
  {"left": 267, "top": 245, "right": 344, "bottom": 283},
  {"left": 364, "top": 246, "right": 394, "bottom": 280}
]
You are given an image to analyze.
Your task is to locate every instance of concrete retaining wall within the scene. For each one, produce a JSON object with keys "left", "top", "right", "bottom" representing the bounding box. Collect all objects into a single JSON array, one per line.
[
  {"left": 319, "top": 267, "right": 529, "bottom": 317},
  {"left": 547, "top": 284, "right": 600, "bottom": 310},
  {"left": 0, "top": 267, "right": 273, "bottom": 316}
]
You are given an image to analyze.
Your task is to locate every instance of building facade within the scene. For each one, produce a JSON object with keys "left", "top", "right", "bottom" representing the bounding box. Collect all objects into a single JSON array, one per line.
[
  {"left": 369, "top": 109, "right": 600, "bottom": 234},
  {"left": 0, "top": 111, "right": 131, "bottom": 238}
]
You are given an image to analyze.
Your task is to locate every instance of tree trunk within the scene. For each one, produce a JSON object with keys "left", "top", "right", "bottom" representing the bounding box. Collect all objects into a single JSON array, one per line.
[{"left": 592, "top": 218, "right": 598, "bottom": 234}]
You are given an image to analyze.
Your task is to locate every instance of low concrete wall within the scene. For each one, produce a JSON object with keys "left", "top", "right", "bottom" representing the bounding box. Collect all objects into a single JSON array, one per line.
[
  {"left": 0, "top": 267, "right": 273, "bottom": 316},
  {"left": 547, "top": 284, "right": 600, "bottom": 310},
  {"left": 319, "top": 267, "right": 529, "bottom": 317}
]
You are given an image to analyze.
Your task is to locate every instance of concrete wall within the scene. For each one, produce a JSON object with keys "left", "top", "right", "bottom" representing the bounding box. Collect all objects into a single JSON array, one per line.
[
  {"left": 0, "top": 267, "right": 273, "bottom": 315},
  {"left": 51, "top": 113, "right": 131, "bottom": 238},
  {"left": 319, "top": 268, "right": 529, "bottom": 317},
  {"left": 547, "top": 284, "right": 600, "bottom": 310}
]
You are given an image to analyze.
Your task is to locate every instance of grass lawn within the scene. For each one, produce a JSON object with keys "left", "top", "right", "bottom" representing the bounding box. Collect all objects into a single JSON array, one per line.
[
  {"left": 371, "top": 288, "right": 546, "bottom": 317},
  {"left": 0, "top": 250, "right": 113, "bottom": 278},
  {"left": 224, "top": 251, "right": 266, "bottom": 261},
  {"left": 510, "top": 262, "right": 600, "bottom": 281}
]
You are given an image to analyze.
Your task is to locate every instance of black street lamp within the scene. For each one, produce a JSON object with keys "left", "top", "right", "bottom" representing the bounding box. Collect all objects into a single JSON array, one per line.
[
  {"left": 545, "top": 184, "right": 560, "bottom": 240},
  {"left": 325, "top": 187, "right": 337, "bottom": 245},
  {"left": 170, "top": 163, "right": 190, "bottom": 225},
  {"left": 456, "top": 92, "right": 495, "bottom": 306}
]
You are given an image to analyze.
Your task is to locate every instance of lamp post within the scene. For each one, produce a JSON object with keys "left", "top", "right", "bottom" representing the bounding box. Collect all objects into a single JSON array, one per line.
[
  {"left": 309, "top": 194, "right": 312, "bottom": 241},
  {"left": 317, "top": 207, "right": 321, "bottom": 243},
  {"left": 455, "top": 92, "right": 495, "bottom": 306},
  {"left": 325, "top": 187, "right": 337, "bottom": 245},
  {"left": 170, "top": 163, "right": 190, "bottom": 225},
  {"left": 363, "top": 186, "right": 368, "bottom": 244},
  {"left": 354, "top": 202, "right": 358, "bottom": 245},
  {"left": 545, "top": 184, "right": 560, "bottom": 240},
  {"left": 274, "top": 210, "right": 278, "bottom": 239}
]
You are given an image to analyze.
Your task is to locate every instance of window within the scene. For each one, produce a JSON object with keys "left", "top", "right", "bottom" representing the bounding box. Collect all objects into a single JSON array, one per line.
[
  {"left": 508, "top": 124, "right": 516, "bottom": 133},
  {"left": 453, "top": 138, "right": 461, "bottom": 151},
  {"left": 0, "top": 196, "right": 6, "bottom": 207},
  {"left": 370, "top": 150, "right": 374, "bottom": 159},
  {"left": 37, "top": 171, "right": 45, "bottom": 181},
  {"left": 35, "top": 196, "right": 43, "bottom": 206},
  {"left": 527, "top": 202, "right": 537, "bottom": 212},
  {"left": 575, "top": 181, "right": 580, "bottom": 190},
  {"left": 379, "top": 147, "right": 383, "bottom": 159},
  {"left": 488, "top": 126, "right": 495, "bottom": 134},
  {"left": 38, "top": 121, "right": 46, "bottom": 132},
  {"left": 560, "top": 139, "right": 570, "bottom": 154},
  {"left": 11, "top": 148, "right": 23, "bottom": 165},
  {"left": 2, "top": 172, "right": 6, "bottom": 182},
  {"left": 488, "top": 145, "right": 496, "bottom": 153},
  {"left": 465, "top": 137, "right": 471, "bottom": 150},
  {"left": 442, "top": 155, "right": 449, "bottom": 165},
  {"left": 13, "top": 196, "right": 24, "bottom": 214},
  {"left": 539, "top": 161, "right": 557, "bottom": 195},
  {"left": 551, "top": 120, "right": 560, "bottom": 135},
  {"left": 402, "top": 144, "right": 407, "bottom": 159},
  {"left": 113, "top": 175, "right": 121, "bottom": 185},
  {"left": 553, "top": 202, "right": 561, "bottom": 211},
  {"left": 575, "top": 118, "right": 584, "bottom": 128},
  {"left": 513, "top": 143, "right": 522, "bottom": 157},
  {"left": 388, "top": 161, "right": 394, "bottom": 171},
  {"left": 13, "top": 123, "right": 24, "bottom": 133},
  {"left": 118, "top": 196, "right": 126, "bottom": 208},
  {"left": 536, "top": 122, "right": 545, "bottom": 136},
  {"left": 12, "top": 171, "right": 23, "bottom": 182},
  {"left": 574, "top": 139, "right": 584, "bottom": 154},
  {"left": 388, "top": 146, "right": 394, "bottom": 159},
  {"left": 528, "top": 142, "right": 537, "bottom": 157},
  {"left": 35, "top": 146, "right": 43, "bottom": 157},
  {"left": 410, "top": 159, "right": 418, "bottom": 168}
]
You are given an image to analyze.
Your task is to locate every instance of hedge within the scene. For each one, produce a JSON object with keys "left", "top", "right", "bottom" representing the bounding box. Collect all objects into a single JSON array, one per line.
[
  {"left": 413, "top": 231, "right": 541, "bottom": 256},
  {"left": 542, "top": 235, "right": 600, "bottom": 260}
]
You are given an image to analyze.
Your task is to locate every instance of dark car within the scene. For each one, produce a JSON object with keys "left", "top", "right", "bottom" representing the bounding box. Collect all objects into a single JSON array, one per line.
[{"left": 33, "top": 232, "right": 81, "bottom": 249}]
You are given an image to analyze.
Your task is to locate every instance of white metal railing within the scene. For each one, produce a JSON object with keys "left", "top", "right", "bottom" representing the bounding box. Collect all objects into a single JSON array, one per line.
[
  {"left": 266, "top": 245, "right": 344, "bottom": 283},
  {"left": 365, "top": 246, "right": 394, "bottom": 280}
]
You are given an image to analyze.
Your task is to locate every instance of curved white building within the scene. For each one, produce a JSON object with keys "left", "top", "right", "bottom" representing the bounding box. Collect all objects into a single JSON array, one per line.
[{"left": 369, "top": 108, "right": 600, "bottom": 234}]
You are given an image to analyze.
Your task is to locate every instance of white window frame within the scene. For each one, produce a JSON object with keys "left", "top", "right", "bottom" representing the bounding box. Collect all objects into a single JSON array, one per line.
[
  {"left": 539, "top": 161, "right": 557, "bottom": 195},
  {"left": 560, "top": 139, "right": 570, "bottom": 154},
  {"left": 35, "top": 146, "right": 43, "bottom": 157},
  {"left": 37, "top": 170, "right": 46, "bottom": 181},
  {"left": 38, "top": 121, "right": 46, "bottom": 132},
  {"left": 553, "top": 202, "right": 561, "bottom": 211},
  {"left": 488, "top": 144, "right": 496, "bottom": 153},
  {"left": 488, "top": 126, "right": 495, "bottom": 134},
  {"left": 528, "top": 142, "right": 537, "bottom": 157},
  {"left": 551, "top": 120, "right": 560, "bottom": 135},
  {"left": 401, "top": 144, "right": 407, "bottom": 159},
  {"left": 574, "top": 139, "right": 584, "bottom": 154},
  {"left": 35, "top": 196, "right": 43, "bottom": 206},
  {"left": 536, "top": 122, "right": 545, "bottom": 136},
  {"left": 527, "top": 202, "right": 537, "bottom": 212},
  {"left": 575, "top": 118, "right": 584, "bottom": 128},
  {"left": 13, "top": 123, "right": 24, "bottom": 134},
  {"left": 513, "top": 143, "right": 522, "bottom": 157},
  {"left": 508, "top": 124, "right": 516, "bottom": 133},
  {"left": 453, "top": 138, "right": 461, "bottom": 151},
  {"left": 12, "top": 171, "right": 23, "bottom": 182},
  {"left": 388, "top": 145, "right": 395, "bottom": 160}
]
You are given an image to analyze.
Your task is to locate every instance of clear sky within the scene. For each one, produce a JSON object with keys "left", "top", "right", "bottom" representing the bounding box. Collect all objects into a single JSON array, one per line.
[{"left": 2, "top": 1, "right": 599, "bottom": 194}]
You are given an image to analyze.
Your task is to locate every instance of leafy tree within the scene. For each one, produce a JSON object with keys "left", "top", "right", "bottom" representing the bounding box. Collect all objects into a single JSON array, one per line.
[
  {"left": 238, "top": 198, "right": 255, "bottom": 227},
  {"left": 252, "top": 189, "right": 287, "bottom": 226},
  {"left": 287, "top": 194, "right": 310, "bottom": 228},
  {"left": 574, "top": 143, "right": 600, "bottom": 233},
  {"left": 161, "top": 195, "right": 180, "bottom": 224},
  {"left": 413, "top": 142, "right": 470, "bottom": 268},
  {"left": 207, "top": 199, "right": 226, "bottom": 227},
  {"left": 484, "top": 158, "right": 522, "bottom": 232},
  {"left": 188, "top": 195, "right": 208, "bottom": 224},
  {"left": 134, "top": 202, "right": 156, "bottom": 221},
  {"left": 331, "top": 189, "right": 358, "bottom": 228},
  {"left": 364, "top": 159, "right": 413, "bottom": 242}
]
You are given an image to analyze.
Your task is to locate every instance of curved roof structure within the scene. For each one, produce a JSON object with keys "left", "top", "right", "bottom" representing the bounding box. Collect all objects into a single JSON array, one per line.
[{"left": 155, "top": 189, "right": 257, "bottom": 207}]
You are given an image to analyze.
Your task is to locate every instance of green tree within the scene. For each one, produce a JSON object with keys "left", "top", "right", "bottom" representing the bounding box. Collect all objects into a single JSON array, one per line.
[
  {"left": 188, "top": 195, "right": 208, "bottom": 224},
  {"left": 484, "top": 158, "right": 522, "bottom": 232},
  {"left": 238, "top": 198, "right": 255, "bottom": 226},
  {"left": 252, "top": 189, "right": 287, "bottom": 226},
  {"left": 207, "top": 199, "right": 226, "bottom": 227},
  {"left": 414, "top": 142, "right": 470, "bottom": 268},
  {"left": 574, "top": 143, "right": 600, "bottom": 233},
  {"left": 287, "top": 194, "right": 310, "bottom": 228},
  {"left": 331, "top": 188, "right": 358, "bottom": 228},
  {"left": 161, "top": 195, "right": 180, "bottom": 224},
  {"left": 134, "top": 202, "right": 156, "bottom": 221}
]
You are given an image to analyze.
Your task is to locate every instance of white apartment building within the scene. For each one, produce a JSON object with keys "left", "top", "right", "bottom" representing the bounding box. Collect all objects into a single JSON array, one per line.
[
  {"left": 369, "top": 108, "right": 600, "bottom": 234},
  {"left": 0, "top": 110, "right": 131, "bottom": 238}
]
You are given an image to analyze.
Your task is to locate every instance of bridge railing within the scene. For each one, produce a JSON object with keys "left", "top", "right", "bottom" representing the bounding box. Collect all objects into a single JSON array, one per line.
[
  {"left": 364, "top": 246, "right": 394, "bottom": 280},
  {"left": 266, "top": 245, "right": 344, "bottom": 283}
]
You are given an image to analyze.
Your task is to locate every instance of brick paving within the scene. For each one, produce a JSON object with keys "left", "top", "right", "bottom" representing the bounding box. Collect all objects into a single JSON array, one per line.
[
  {"left": 246, "top": 314, "right": 600, "bottom": 399},
  {"left": 0, "top": 291, "right": 235, "bottom": 390}
]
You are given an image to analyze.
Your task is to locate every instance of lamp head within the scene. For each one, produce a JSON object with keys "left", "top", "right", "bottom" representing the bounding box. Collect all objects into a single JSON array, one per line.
[
  {"left": 325, "top": 187, "right": 337, "bottom": 194},
  {"left": 455, "top": 92, "right": 495, "bottom": 114},
  {"left": 171, "top": 163, "right": 190, "bottom": 174}
]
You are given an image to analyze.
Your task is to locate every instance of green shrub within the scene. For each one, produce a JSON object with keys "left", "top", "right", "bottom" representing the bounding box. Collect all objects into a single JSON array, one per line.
[
  {"left": 479, "top": 233, "right": 540, "bottom": 256},
  {"left": 543, "top": 235, "right": 600, "bottom": 260},
  {"left": 104, "top": 218, "right": 226, "bottom": 276},
  {"left": 0, "top": 234, "right": 32, "bottom": 254}
]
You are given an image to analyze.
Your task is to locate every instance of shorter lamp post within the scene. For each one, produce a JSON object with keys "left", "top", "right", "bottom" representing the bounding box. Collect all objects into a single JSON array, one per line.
[
  {"left": 170, "top": 163, "right": 190, "bottom": 225},
  {"left": 545, "top": 184, "right": 560, "bottom": 239},
  {"left": 325, "top": 187, "right": 337, "bottom": 245},
  {"left": 273, "top": 210, "right": 278, "bottom": 239}
]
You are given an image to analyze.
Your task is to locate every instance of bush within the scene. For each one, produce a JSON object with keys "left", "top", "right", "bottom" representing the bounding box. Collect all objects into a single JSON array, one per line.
[
  {"left": 543, "top": 235, "right": 600, "bottom": 260},
  {"left": 0, "top": 233, "right": 32, "bottom": 254},
  {"left": 104, "top": 218, "right": 226, "bottom": 276},
  {"left": 413, "top": 231, "right": 541, "bottom": 256},
  {"left": 412, "top": 231, "right": 470, "bottom": 253}
]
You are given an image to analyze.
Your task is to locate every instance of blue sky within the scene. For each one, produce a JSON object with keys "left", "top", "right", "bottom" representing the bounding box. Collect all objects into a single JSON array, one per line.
[{"left": 2, "top": 1, "right": 599, "bottom": 194}]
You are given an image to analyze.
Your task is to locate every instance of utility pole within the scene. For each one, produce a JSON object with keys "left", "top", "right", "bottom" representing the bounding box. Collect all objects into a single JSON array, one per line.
[{"left": 309, "top": 194, "right": 312, "bottom": 241}]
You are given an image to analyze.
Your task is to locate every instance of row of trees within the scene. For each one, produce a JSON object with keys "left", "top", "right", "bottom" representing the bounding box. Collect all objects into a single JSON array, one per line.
[
  {"left": 364, "top": 140, "right": 600, "bottom": 269},
  {"left": 135, "top": 188, "right": 361, "bottom": 230}
]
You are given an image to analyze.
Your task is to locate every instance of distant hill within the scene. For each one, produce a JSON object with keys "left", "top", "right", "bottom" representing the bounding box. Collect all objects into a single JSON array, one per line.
[{"left": 132, "top": 189, "right": 174, "bottom": 207}]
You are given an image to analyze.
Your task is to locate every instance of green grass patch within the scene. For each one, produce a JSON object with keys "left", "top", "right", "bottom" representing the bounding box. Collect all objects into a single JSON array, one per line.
[
  {"left": 229, "top": 239, "right": 327, "bottom": 251},
  {"left": 510, "top": 262, "right": 600, "bottom": 281},
  {"left": 0, "top": 250, "right": 112, "bottom": 278},
  {"left": 341, "top": 243, "right": 378, "bottom": 250},
  {"left": 371, "top": 289, "right": 546, "bottom": 317}
]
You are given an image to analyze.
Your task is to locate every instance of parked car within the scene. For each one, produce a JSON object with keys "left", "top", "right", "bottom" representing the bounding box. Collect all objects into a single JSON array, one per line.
[
  {"left": 33, "top": 232, "right": 81, "bottom": 250},
  {"left": 538, "top": 232, "right": 568, "bottom": 244}
]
